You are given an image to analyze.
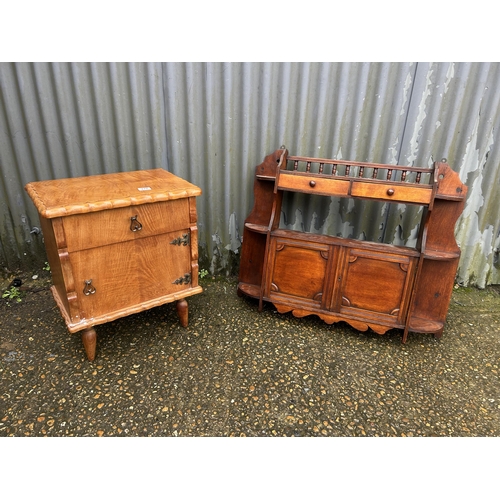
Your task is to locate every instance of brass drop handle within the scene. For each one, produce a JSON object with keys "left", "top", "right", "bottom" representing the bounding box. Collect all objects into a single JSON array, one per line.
[
  {"left": 83, "top": 279, "right": 96, "bottom": 296},
  {"left": 130, "top": 215, "right": 143, "bottom": 232},
  {"left": 309, "top": 180, "right": 316, "bottom": 187},
  {"left": 387, "top": 188, "right": 395, "bottom": 196}
]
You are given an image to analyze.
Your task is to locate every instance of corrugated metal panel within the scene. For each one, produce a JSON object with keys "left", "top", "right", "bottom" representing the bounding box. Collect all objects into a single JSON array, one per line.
[
  {"left": 396, "top": 62, "right": 500, "bottom": 287},
  {"left": 162, "top": 62, "right": 420, "bottom": 271},
  {"left": 0, "top": 62, "right": 167, "bottom": 269},
  {"left": 1, "top": 62, "right": 499, "bottom": 286}
]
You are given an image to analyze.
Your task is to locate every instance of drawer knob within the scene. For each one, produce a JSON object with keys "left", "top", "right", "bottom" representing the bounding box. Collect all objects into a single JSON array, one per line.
[
  {"left": 83, "top": 279, "right": 96, "bottom": 296},
  {"left": 130, "top": 215, "right": 143, "bottom": 232},
  {"left": 309, "top": 180, "right": 316, "bottom": 187},
  {"left": 387, "top": 188, "right": 395, "bottom": 196}
]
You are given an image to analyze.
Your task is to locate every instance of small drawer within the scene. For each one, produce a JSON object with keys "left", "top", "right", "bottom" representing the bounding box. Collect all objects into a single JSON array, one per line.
[
  {"left": 278, "top": 172, "right": 349, "bottom": 197},
  {"left": 351, "top": 182, "right": 432, "bottom": 204},
  {"left": 63, "top": 199, "right": 190, "bottom": 252}
]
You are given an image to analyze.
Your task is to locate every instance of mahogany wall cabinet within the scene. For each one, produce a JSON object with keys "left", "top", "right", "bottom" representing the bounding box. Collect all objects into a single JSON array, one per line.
[
  {"left": 238, "top": 148, "right": 468, "bottom": 342},
  {"left": 26, "top": 169, "right": 202, "bottom": 360}
]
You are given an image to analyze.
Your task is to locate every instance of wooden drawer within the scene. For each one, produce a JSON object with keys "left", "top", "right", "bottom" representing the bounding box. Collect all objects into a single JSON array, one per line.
[
  {"left": 351, "top": 181, "right": 432, "bottom": 204},
  {"left": 62, "top": 199, "right": 190, "bottom": 252},
  {"left": 278, "top": 171, "right": 349, "bottom": 197},
  {"left": 69, "top": 230, "right": 193, "bottom": 321}
]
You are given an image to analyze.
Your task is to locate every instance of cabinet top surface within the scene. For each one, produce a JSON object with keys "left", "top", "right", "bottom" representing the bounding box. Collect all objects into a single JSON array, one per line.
[{"left": 25, "top": 169, "right": 202, "bottom": 218}]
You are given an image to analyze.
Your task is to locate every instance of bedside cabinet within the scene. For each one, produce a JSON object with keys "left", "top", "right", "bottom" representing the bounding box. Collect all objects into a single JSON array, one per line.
[{"left": 25, "top": 169, "right": 202, "bottom": 361}]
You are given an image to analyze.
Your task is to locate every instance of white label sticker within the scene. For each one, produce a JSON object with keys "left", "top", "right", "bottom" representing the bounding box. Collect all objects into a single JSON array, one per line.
[{"left": 138, "top": 187, "right": 152, "bottom": 191}]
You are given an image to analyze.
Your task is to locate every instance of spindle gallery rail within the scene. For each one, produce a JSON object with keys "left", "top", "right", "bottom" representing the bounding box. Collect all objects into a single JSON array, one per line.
[
  {"left": 238, "top": 147, "right": 468, "bottom": 343},
  {"left": 283, "top": 155, "right": 433, "bottom": 185}
]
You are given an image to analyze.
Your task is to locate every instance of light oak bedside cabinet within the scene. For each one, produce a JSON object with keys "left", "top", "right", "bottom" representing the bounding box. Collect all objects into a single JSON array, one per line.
[{"left": 25, "top": 169, "right": 202, "bottom": 361}]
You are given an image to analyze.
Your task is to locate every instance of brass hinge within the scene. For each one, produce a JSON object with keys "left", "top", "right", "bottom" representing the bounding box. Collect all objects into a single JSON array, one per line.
[{"left": 172, "top": 273, "right": 191, "bottom": 285}]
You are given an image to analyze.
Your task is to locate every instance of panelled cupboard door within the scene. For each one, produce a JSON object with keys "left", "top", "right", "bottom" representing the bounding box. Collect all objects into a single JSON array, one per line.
[
  {"left": 70, "top": 231, "right": 192, "bottom": 320},
  {"left": 267, "top": 237, "right": 331, "bottom": 308},
  {"left": 338, "top": 247, "right": 416, "bottom": 326}
]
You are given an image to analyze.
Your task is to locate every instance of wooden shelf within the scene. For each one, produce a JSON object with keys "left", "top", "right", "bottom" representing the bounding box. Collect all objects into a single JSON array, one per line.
[
  {"left": 423, "top": 249, "right": 461, "bottom": 260},
  {"left": 244, "top": 222, "right": 269, "bottom": 234},
  {"left": 237, "top": 282, "right": 260, "bottom": 299},
  {"left": 238, "top": 147, "right": 468, "bottom": 343},
  {"left": 408, "top": 317, "right": 444, "bottom": 334}
]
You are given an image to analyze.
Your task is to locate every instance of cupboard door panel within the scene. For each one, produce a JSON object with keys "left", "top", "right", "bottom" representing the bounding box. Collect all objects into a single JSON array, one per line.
[
  {"left": 340, "top": 248, "right": 415, "bottom": 324},
  {"left": 267, "top": 238, "right": 330, "bottom": 306},
  {"left": 70, "top": 231, "right": 192, "bottom": 319}
]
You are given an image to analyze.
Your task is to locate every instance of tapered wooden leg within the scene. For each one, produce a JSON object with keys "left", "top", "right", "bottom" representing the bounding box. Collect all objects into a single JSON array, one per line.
[
  {"left": 81, "top": 327, "right": 97, "bottom": 361},
  {"left": 402, "top": 326, "right": 409, "bottom": 344},
  {"left": 176, "top": 299, "right": 188, "bottom": 327}
]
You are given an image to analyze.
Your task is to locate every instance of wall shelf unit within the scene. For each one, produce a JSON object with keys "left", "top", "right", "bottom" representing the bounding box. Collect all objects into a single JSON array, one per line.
[{"left": 237, "top": 147, "right": 468, "bottom": 342}]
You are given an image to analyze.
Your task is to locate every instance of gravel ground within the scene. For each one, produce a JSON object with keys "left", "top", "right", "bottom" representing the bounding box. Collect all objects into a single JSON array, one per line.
[{"left": 1, "top": 270, "right": 499, "bottom": 438}]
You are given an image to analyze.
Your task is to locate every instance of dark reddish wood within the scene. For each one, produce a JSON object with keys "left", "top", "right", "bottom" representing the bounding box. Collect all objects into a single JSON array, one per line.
[
  {"left": 25, "top": 169, "right": 203, "bottom": 360},
  {"left": 238, "top": 150, "right": 468, "bottom": 342},
  {"left": 238, "top": 148, "right": 287, "bottom": 290},
  {"left": 176, "top": 299, "right": 189, "bottom": 327},
  {"left": 81, "top": 327, "right": 97, "bottom": 361}
]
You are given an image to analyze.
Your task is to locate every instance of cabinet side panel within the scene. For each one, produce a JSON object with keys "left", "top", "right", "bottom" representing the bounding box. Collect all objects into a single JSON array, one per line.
[
  {"left": 246, "top": 151, "right": 282, "bottom": 227},
  {"left": 411, "top": 258, "right": 459, "bottom": 323},
  {"left": 39, "top": 216, "right": 71, "bottom": 317},
  {"left": 424, "top": 199, "right": 466, "bottom": 253},
  {"left": 238, "top": 228, "right": 266, "bottom": 289}
]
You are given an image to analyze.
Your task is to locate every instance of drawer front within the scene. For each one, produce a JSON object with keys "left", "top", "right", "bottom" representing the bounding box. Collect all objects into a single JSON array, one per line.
[
  {"left": 278, "top": 172, "right": 350, "bottom": 197},
  {"left": 351, "top": 181, "right": 432, "bottom": 204},
  {"left": 63, "top": 199, "right": 190, "bottom": 252},
  {"left": 70, "top": 231, "right": 193, "bottom": 320}
]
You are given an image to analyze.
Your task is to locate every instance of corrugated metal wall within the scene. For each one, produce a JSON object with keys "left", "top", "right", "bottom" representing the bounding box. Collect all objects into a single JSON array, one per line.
[{"left": 1, "top": 62, "right": 499, "bottom": 286}]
